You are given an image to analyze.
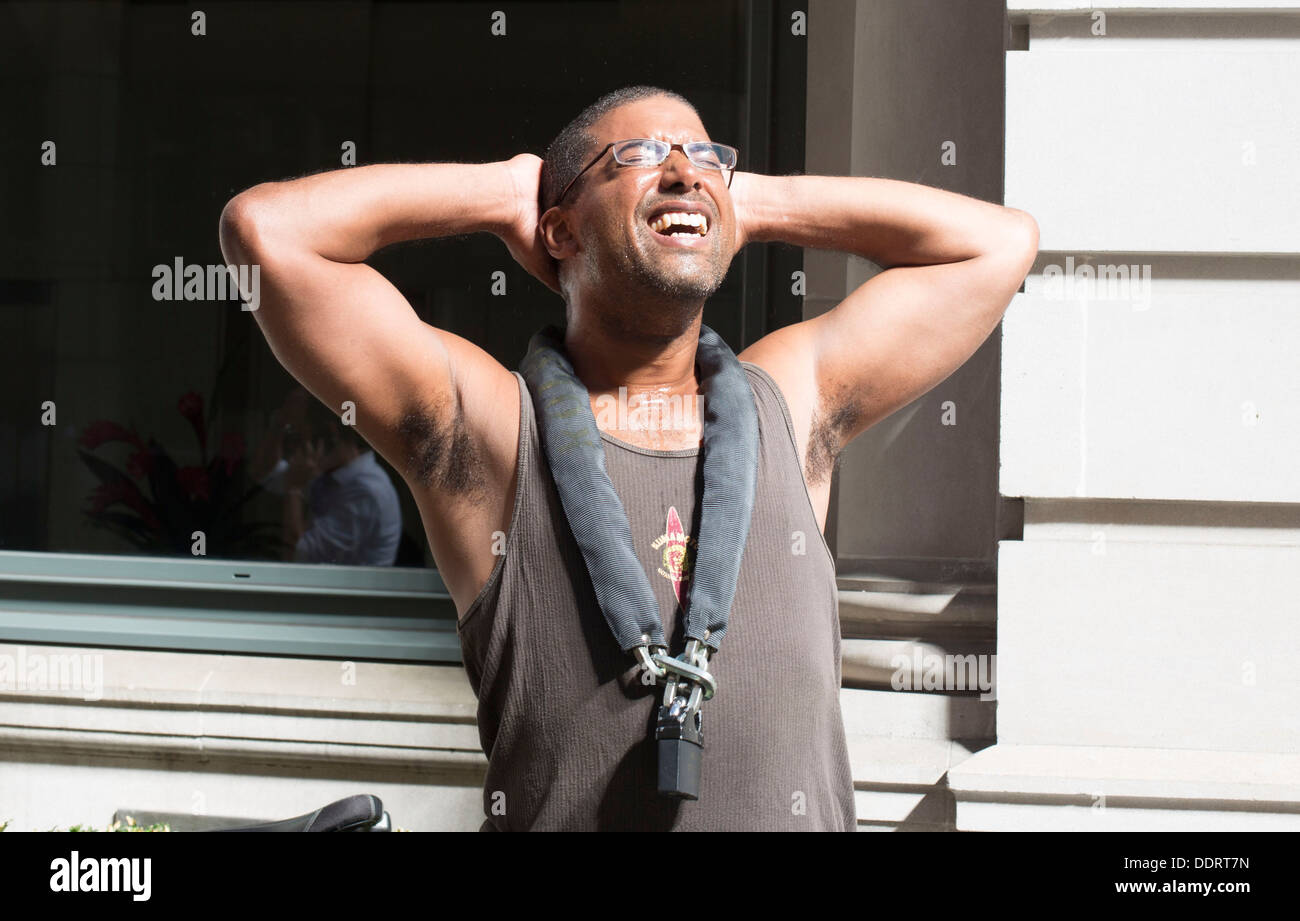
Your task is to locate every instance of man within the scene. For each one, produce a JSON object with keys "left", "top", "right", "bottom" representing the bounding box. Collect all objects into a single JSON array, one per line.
[
  {"left": 252, "top": 386, "right": 403, "bottom": 566},
  {"left": 218, "top": 85, "right": 1037, "bottom": 830}
]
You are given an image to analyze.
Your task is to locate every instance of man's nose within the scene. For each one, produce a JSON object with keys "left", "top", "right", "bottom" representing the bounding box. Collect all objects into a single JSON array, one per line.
[{"left": 659, "top": 149, "right": 705, "bottom": 190}]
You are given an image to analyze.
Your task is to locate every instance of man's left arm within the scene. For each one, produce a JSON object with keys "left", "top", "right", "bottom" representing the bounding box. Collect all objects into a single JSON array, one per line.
[{"left": 733, "top": 172, "right": 1038, "bottom": 463}]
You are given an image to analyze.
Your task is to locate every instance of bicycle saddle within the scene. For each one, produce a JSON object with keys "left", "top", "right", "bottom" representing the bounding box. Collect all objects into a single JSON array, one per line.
[{"left": 212, "top": 794, "right": 390, "bottom": 832}]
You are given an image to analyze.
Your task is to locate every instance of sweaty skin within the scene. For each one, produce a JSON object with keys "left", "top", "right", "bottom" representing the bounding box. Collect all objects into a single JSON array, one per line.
[{"left": 219, "top": 94, "right": 1038, "bottom": 616}]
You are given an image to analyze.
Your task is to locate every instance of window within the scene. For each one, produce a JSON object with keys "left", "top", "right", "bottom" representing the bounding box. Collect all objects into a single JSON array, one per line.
[{"left": 0, "top": 0, "right": 806, "bottom": 661}]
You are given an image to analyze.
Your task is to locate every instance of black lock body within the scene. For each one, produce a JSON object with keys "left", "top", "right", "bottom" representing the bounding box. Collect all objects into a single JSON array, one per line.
[{"left": 656, "top": 702, "right": 704, "bottom": 799}]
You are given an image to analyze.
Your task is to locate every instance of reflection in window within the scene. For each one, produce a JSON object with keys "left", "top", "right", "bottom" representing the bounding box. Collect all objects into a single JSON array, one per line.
[
  {"left": 251, "top": 386, "right": 404, "bottom": 566},
  {"left": 0, "top": 0, "right": 788, "bottom": 570}
]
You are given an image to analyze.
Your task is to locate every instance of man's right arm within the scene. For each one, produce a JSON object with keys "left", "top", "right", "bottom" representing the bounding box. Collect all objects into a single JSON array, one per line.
[{"left": 217, "top": 157, "right": 554, "bottom": 611}]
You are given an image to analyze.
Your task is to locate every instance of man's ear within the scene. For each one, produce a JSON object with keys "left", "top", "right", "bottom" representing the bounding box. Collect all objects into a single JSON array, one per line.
[{"left": 539, "top": 206, "right": 578, "bottom": 261}]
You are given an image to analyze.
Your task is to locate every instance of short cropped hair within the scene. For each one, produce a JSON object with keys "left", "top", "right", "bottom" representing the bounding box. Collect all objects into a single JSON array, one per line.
[{"left": 538, "top": 86, "right": 699, "bottom": 214}]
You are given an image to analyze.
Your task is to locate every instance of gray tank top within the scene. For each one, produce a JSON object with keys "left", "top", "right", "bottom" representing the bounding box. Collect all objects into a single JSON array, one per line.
[{"left": 457, "top": 362, "right": 856, "bottom": 831}]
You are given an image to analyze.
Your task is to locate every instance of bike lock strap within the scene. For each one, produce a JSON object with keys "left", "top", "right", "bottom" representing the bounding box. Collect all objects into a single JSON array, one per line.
[{"left": 519, "top": 324, "right": 758, "bottom": 653}]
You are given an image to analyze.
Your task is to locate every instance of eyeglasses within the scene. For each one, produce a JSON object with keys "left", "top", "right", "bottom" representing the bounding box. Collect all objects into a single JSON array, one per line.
[{"left": 554, "top": 138, "right": 739, "bottom": 206}]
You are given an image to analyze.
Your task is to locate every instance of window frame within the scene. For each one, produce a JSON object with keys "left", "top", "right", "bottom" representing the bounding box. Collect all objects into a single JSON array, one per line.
[{"left": 0, "top": 550, "right": 460, "bottom": 663}]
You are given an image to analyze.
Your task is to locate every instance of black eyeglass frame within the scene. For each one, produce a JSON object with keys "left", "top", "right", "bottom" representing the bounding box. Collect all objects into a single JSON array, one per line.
[{"left": 553, "top": 138, "right": 739, "bottom": 206}]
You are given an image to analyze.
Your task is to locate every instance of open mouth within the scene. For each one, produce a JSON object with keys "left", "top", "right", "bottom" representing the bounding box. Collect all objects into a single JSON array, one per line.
[{"left": 648, "top": 210, "right": 710, "bottom": 239}]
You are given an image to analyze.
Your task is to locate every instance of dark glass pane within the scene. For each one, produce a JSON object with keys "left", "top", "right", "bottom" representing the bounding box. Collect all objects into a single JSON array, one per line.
[{"left": 0, "top": 0, "right": 803, "bottom": 568}]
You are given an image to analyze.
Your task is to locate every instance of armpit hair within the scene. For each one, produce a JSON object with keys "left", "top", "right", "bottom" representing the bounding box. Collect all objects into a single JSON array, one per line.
[
  {"left": 396, "top": 393, "right": 484, "bottom": 499},
  {"left": 805, "top": 397, "right": 863, "bottom": 488}
]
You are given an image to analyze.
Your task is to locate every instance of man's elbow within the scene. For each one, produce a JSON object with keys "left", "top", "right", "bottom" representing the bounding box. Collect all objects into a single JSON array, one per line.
[
  {"left": 218, "top": 184, "right": 278, "bottom": 267},
  {"left": 1003, "top": 208, "right": 1040, "bottom": 268},
  {"left": 979, "top": 209, "right": 1039, "bottom": 318}
]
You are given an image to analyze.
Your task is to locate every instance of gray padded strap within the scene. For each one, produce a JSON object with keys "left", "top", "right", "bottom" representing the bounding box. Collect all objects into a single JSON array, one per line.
[{"left": 519, "top": 324, "right": 758, "bottom": 654}]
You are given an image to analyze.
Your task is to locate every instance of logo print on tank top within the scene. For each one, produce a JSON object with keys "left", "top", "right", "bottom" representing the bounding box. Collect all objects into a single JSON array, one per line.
[{"left": 651, "top": 506, "right": 695, "bottom": 604}]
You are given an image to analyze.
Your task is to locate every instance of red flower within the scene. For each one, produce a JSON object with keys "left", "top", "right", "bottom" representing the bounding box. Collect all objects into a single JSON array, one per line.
[
  {"left": 176, "top": 465, "right": 211, "bottom": 502},
  {"left": 217, "top": 431, "right": 245, "bottom": 477},
  {"left": 177, "top": 391, "right": 207, "bottom": 456},
  {"left": 79, "top": 420, "right": 143, "bottom": 451}
]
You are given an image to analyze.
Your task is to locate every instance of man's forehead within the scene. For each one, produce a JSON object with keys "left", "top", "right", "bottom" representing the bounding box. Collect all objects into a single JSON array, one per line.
[{"left": 591, "top": 98, "right": 709, "bottom": 145}]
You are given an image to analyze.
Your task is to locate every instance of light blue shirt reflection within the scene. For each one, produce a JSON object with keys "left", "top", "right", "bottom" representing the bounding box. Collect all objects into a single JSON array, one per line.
[{"left": 260, "top": 450, "right": 402, "bottom": 566}]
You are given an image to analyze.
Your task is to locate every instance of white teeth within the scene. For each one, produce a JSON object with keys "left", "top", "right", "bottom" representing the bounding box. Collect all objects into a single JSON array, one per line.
[{"left": 649, "top": 211, "right": 709, "bottom": 235}]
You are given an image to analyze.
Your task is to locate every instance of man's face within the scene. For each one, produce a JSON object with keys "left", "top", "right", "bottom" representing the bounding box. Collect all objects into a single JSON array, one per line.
[{"left": 552, "top": 97, "right": 738, "bottom": 310}]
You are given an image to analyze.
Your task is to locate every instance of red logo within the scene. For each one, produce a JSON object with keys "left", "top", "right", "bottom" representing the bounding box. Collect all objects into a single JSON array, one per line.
[{"left": 651, "top": 506, "right": 695, "bottom": 604}]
